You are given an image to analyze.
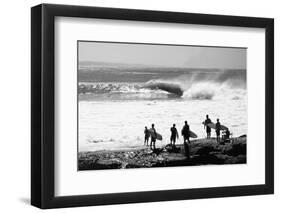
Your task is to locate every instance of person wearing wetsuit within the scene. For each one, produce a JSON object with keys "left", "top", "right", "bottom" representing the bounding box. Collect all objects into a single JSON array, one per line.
[
  {"left": 170, "top": 124, "right": 179, "bottom": 147},
  {"left": 144, "top": 126, "right": 150, "bottom": 146},
  {"left": 181, "top": 121, "right": 190, "bottom": 159},
  {"left": 181, "top": 121, "right": 190, "bottom": 144},
  {"left": 150, "top": 124, "right": 157, "bottom": 150},
  {"left": 204, "top": 115, "right": 212, "bottom": 139},
  {"left": 215, "top": 119, "right": 221, "bottom": 143}
]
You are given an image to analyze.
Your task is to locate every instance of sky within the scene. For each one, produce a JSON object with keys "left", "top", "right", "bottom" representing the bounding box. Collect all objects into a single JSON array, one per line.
[{"left": 78, "top": 41, "right": 246, "bottom": 69}]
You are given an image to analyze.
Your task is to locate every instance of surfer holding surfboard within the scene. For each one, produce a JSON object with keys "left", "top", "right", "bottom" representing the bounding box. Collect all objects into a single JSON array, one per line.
[
  {"left": 170, "top": 124, "right": 179, "bottom": 147},
  {"left": 181, "top": 121, "right": 191, "bottom": 159},
  {"left": 215, "top": 119, "right": 221, "bottom": 143},
  {"left": 181, "top": 121, "right": 191, "bottom": 144},
  {"left": 203, "top": 114, "right": 212, "bottom": 139},
  {"left": 149, "top": 124, "right": 157, "bottom": 150},
  {"left": 203, "top": 115, "right": 229, "bottom": 143}
]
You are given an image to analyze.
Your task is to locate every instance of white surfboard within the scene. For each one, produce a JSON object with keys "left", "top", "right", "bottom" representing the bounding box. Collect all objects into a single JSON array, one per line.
[
  {"left": 189, "top": 130, "right": 198, "bottom": 138},
  {"left": 207, "top": 122, "right": 228, "bottom": 131},
  {"left": 149, "top": 129, "right": 163, "bottom": 140}
]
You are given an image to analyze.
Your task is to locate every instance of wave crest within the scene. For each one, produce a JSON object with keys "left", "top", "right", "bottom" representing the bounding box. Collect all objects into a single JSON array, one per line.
[
  {"left": 79, "top": 70, "right": 246, "bottom": 100},
  {"left": 183, "top": 82, "right": 215, "bottom": 100},
  {"left": 143, "top": 81, "right": 184, "bottom": 96}
]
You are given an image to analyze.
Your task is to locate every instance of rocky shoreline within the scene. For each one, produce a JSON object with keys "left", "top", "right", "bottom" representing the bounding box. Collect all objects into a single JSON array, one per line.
[{"left": 78, "top": 137, "right": 246, "bottom": 170}]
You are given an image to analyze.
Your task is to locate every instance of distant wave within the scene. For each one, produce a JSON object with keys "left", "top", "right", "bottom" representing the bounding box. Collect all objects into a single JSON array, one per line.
[
  {"left": 78, "top": 70, "right": 246, "bottom": 100},
  {"left": 79, "top": 83, "right": 141, "bottom": 94},
  {"left": 78, "top": 82, "right": 184, "bottom": 98}
]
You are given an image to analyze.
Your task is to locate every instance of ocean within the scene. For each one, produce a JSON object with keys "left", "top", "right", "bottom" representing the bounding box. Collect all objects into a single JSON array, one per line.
[{"left": 78, "top": 64, "right": 247, "bottom": 152}]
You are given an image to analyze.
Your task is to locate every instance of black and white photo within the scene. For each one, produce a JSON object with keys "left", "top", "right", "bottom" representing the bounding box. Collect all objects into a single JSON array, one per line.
[
  {"left": 78, "top": 41, "right": 247, "bottom": 170},
  {"left": 31, "top": 4, "right": 274, "bottom": 208}
]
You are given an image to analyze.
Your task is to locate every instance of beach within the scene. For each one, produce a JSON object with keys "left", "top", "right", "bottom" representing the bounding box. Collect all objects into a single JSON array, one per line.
[{"left": 78, "top": 136, "right": 246, "bottom": 170}]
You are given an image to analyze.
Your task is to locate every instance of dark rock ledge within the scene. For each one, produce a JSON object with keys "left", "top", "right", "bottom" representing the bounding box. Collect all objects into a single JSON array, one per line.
[{"left": 78, "top": 137, "right": 246, "bottom": 170}]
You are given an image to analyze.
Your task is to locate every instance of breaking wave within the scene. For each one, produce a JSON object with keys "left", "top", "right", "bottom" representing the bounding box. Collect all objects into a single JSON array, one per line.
[
  {"left": 143, "top": 81, "right": 184, "bottom": 96},
  {"left": 78, "top": 70, "right": 246, "bottom": 100}
]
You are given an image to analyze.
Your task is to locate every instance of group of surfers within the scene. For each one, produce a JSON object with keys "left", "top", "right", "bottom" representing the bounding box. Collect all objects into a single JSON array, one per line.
[{"left": 144, "top": 115, "right": 231, "bottom": 153}]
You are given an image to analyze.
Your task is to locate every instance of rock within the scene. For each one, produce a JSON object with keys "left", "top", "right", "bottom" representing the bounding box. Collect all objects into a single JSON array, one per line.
[
  {"left": 158, "top": 153, "right": 190, "bottom": 167},
  {"left": 223, "top": 141, "right": 246, "bottom": 156},
  {"left": 152, "top": 148, "right": 165, "bottom": 155},
  {"left": 125, "top": 163, "right": 142, "bottom": 168},
  {"left": 225, "top": 155, "right": 246, "bottom": 164},
  {"left": 165, "top": 144, "right": 181, "bottom": 153},
  {"left": 78, "top": 137, "right": 247, "bottom": 170},
  {"left": 195, "top": 145, "right": 216, "bottom": 155},
  {"left": 210, "top": 153, "right": 231, "bottom": 164},
  {"left": 190, "top": 153, "right": 226, "bottom": 164},
  {"left": 95, "top": 159, "right": 122, "bottom": 169},
  {"left": 157, "top": 156, "right": 165, "bottom": 161},
  {"left": 79, "top": 159, "right": 122, "bottom": 170}
]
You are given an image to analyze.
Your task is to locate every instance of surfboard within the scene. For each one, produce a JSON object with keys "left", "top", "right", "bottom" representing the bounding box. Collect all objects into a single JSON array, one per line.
[
  {"left": 149, "top": 129, "right": 163, "bottom": 140},
  {"left": 156, "top": 133, "right": 163, "bottom": 140},
  {"left": 189, "top": 130, "right": 198, "bottom": 138},
  {"left": 207, "top": 122, "right": 228, "bottom": 131}
]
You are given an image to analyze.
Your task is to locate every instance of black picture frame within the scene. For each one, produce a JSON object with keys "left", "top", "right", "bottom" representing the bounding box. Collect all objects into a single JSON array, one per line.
[{"left": 31, "top": 3, "right": 274, "bottom": 209}]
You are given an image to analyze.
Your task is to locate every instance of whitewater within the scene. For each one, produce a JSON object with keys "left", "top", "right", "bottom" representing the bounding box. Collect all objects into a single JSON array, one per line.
[{"left": 78, "top": 68, "right": 247, "bottom": 152}]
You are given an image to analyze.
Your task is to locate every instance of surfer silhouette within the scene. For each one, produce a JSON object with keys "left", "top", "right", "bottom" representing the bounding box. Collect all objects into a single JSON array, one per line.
[
  {"left": 150, "top": 124, "right": 157, "bottom": 150},
  {"left": 181, "top": 121, "right": 190, "bottom": 159},
  {"left": 181, "top": 121, "right": 190, "bottom": 143},
  {"left": 204, "top": 115, "right": 212, "bottom": 139},
  {"left": 144, "top": 126, "right": 150, "bottom": 146},
  {"left": 181, "top": 121, "right": 190, "bottom": 158},
  {"left": 215, "top": 119, "right": 221, "bottom": 143},
  {"left": 170, "top": 124, "right": 179, "bottom": 147}
]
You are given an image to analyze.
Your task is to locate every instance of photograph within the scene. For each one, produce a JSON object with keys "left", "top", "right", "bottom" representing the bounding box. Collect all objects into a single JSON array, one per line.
[
  {"left": 30, "top": 3, "right": 274, "bottom": 209},
  {"left": 77, "top": 41, "right": 247, "bottom": 170}
]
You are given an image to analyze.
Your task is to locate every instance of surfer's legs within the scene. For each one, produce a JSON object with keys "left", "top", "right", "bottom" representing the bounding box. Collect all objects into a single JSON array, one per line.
[
  {"left": 183, "top": 136, "right": 190, "bottom": 144},
  {"left": 152, "top": 140, "right": 156, "bottom": 150},
  {"left": 216, "top": 131, "right": 220, "bottom": 143},
  {"left": 144, "top": 136, "right": 149, "bottom": 146},
  {"left": 150, "top": 138, "right": 156, "bottom": 150},
  {"left": 183, "top": 142, "right": 190, "bottom": 160},
  {"left": 206, "top": 127, "right": 211, "bottom": 139},
  {"left": 150, "top": 140, "right": 155, "bottom": 149},
  {"left": 171, "top": 136, "right": 176, "bottom": 146}
]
